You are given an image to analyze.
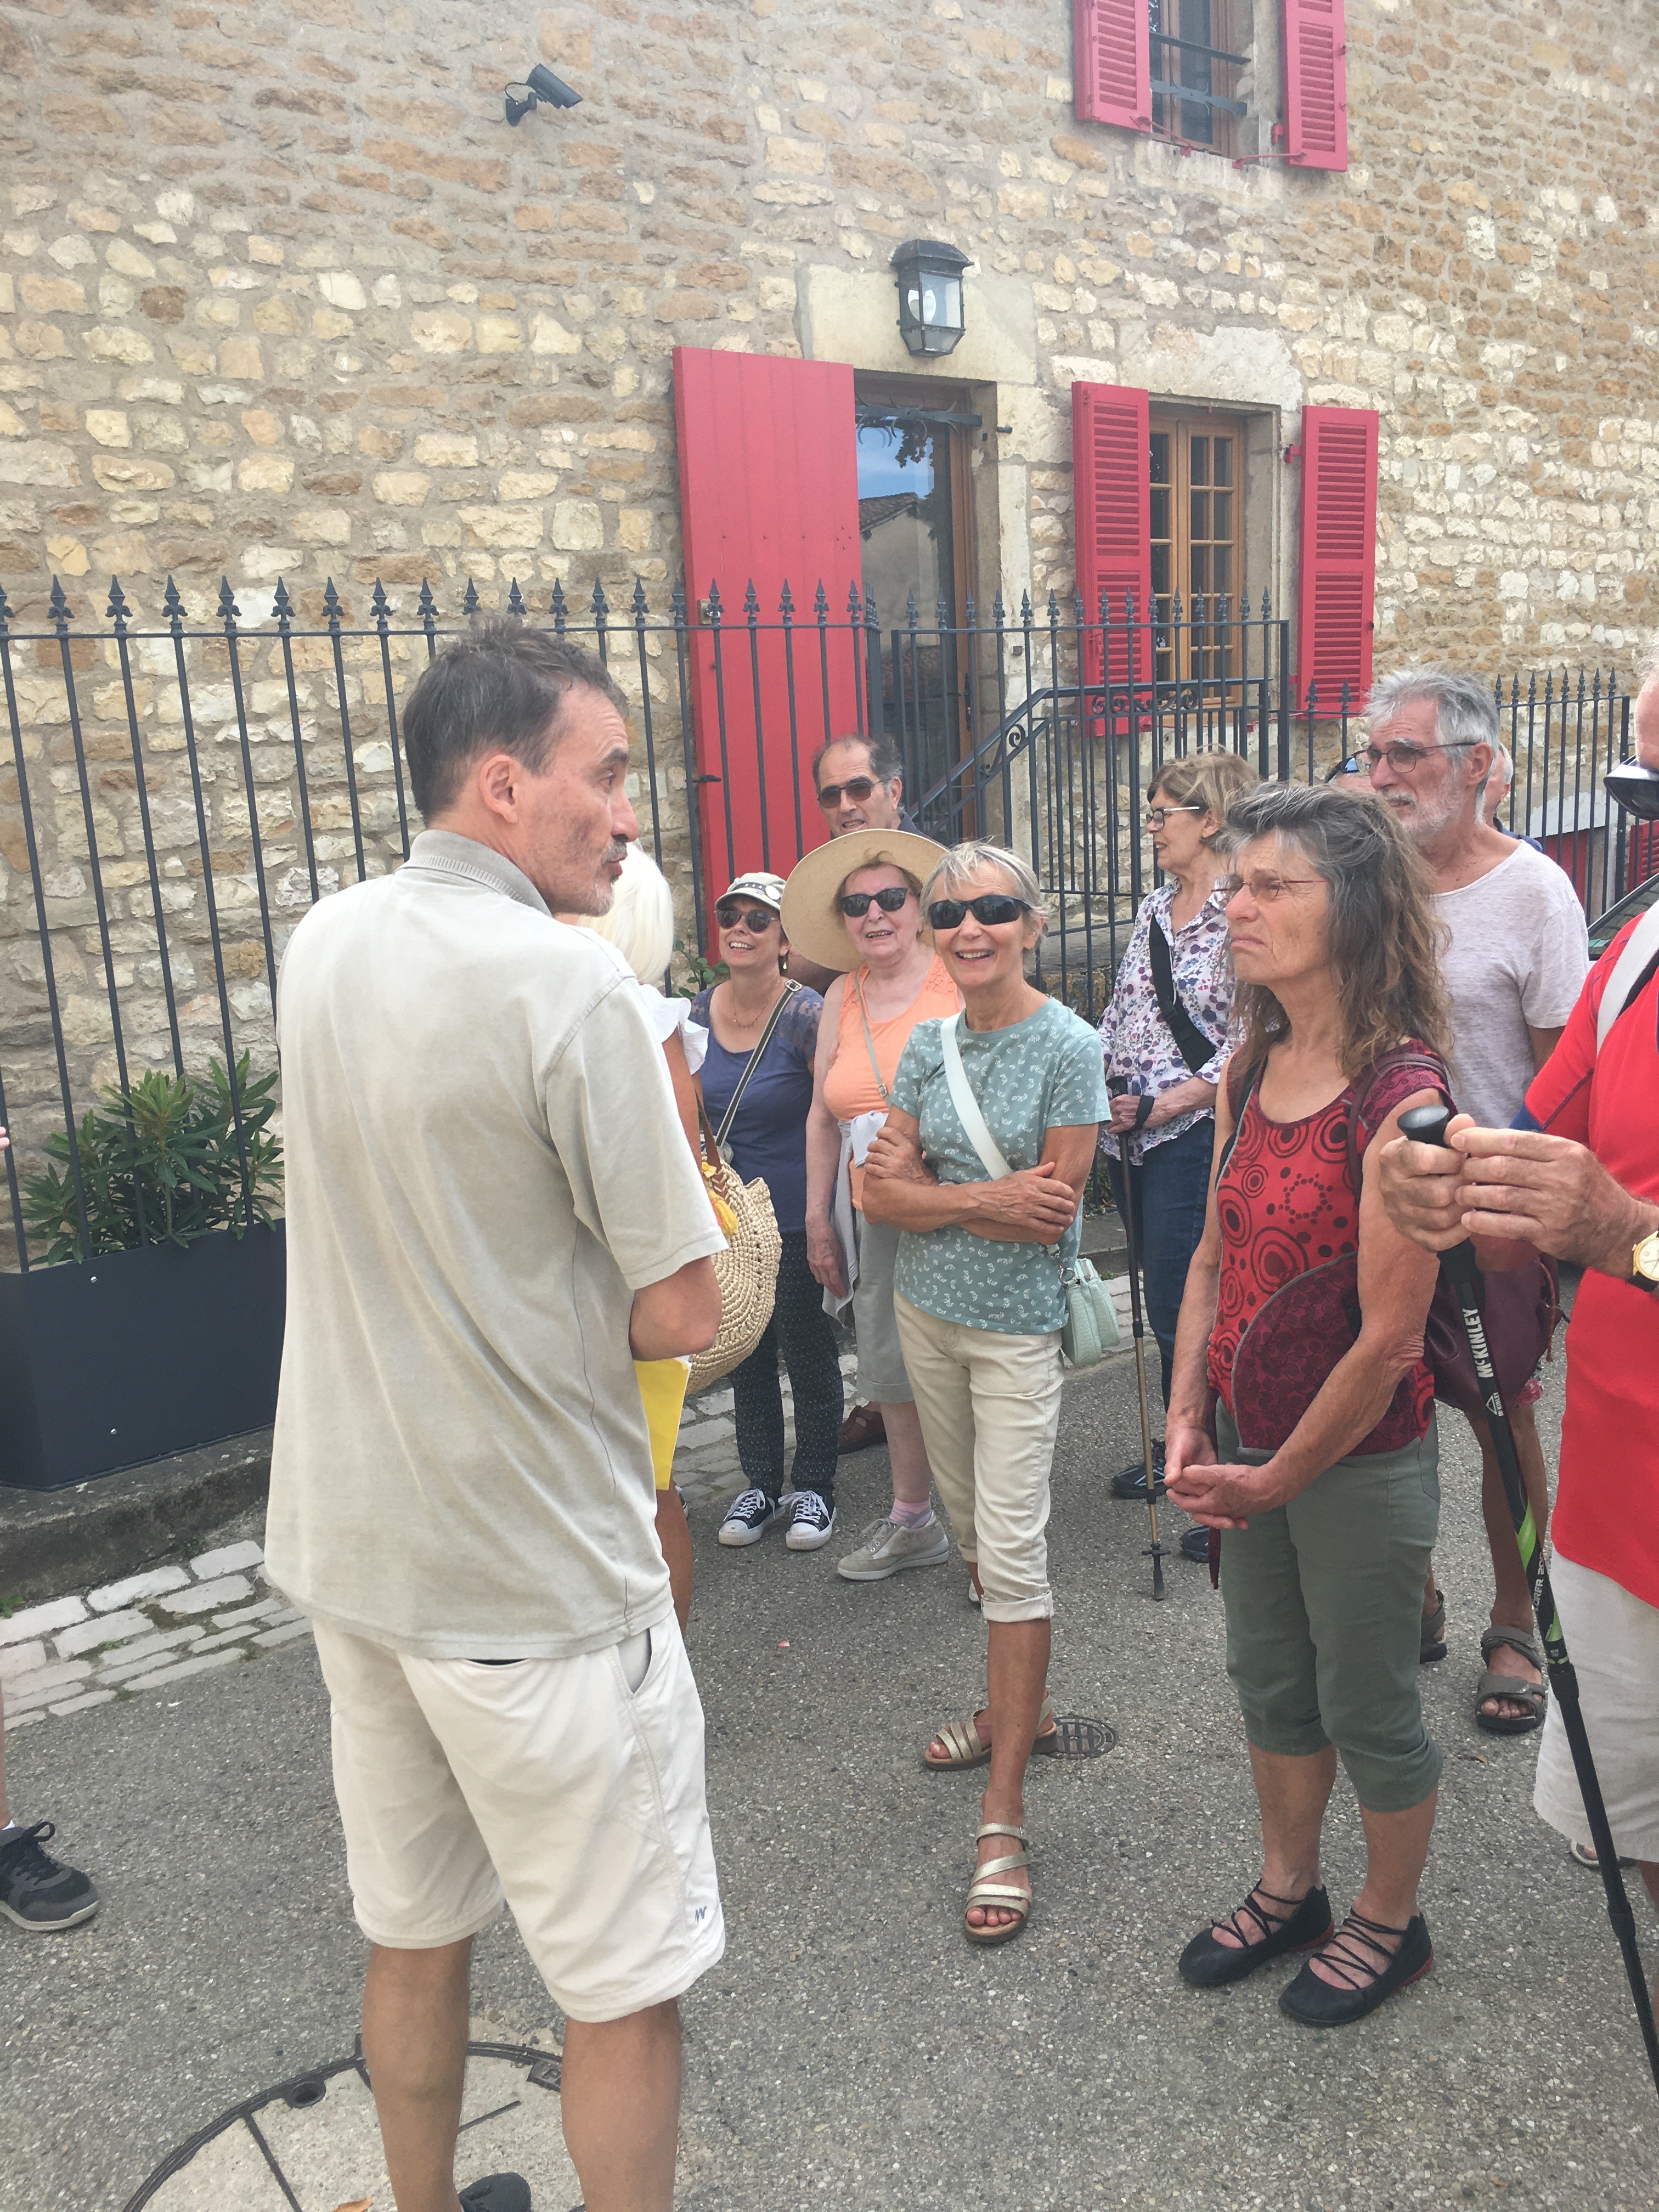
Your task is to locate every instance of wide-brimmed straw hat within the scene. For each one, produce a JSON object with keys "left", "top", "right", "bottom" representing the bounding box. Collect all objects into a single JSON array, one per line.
[{"left": 780, "top": 827, "right": 945, "bottom": 974}]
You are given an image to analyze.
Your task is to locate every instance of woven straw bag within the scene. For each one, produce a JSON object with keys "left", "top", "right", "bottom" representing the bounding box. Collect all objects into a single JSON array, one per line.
[{"left": 687, "top": 1097, "right": 781, "bottom": 1391}]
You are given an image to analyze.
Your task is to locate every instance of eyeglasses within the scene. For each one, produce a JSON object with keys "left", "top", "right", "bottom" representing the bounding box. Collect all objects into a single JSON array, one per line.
[
  {"left": 838, "top": 886, "right": 913, "bottom": 918},
  {"left": 1222, "top": 873, "right": 1321, "bottom": 905},
  {"left": 1360, "top": 740, "right": 1469, "bottom": 774},
  {"left": 816, "top": 776, "right": 882, "bottom": 810},
  {"left": 715, "top": 902, "right": 777, "bottom": 932},
  {"left": 1145, "top": 804, "right": 1203, "bottom": 829},
  {"left": 926, "top": 894, "right": 1029, "bottom": 930}
]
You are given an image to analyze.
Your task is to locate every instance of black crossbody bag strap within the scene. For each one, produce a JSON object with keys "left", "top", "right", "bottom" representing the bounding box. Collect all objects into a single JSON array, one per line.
[
  {"left": 713, "top": 981, "right": 800, "bottom": 1150},
  {"left": 1148, "top": 915, "right": 1216, "bottom": 1076}
]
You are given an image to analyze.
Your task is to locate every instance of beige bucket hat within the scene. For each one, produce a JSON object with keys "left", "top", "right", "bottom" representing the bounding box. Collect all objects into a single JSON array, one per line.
[{"left": 780, "top": 827, "right": 946, "bottom": 975}]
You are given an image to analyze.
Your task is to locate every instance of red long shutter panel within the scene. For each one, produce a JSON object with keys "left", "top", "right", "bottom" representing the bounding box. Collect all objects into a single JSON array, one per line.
[
  {"left": 673, "top": 348, "right": 861, "bottom": 912},
  {"left": 1071, "top": 380, "right": 1151, "bottom": 692},
  {"left": 1297, "top": 405, "right": 1378, "bottom": 711},
  {"left": 1073, "top": 0, "right": 1152, "bottom": 132},
  {"left": 1283, "top": 0, "right": 1349, "bottom": 170}
]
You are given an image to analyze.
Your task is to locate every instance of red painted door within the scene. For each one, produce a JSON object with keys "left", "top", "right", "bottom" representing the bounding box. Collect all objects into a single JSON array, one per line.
[{"left": 673, "top": 348, "right": 864, "bottom": 911}]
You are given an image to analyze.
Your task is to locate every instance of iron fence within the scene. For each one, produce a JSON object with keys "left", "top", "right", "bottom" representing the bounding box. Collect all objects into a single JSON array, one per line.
[{"left": 0, "top": 567, "right": 1646, "bottom": 1274}]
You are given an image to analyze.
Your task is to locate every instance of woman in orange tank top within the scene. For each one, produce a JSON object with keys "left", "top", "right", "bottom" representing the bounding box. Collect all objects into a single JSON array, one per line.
[{"left": 782, "top": 830, "right": 960, "bottom": 1582}]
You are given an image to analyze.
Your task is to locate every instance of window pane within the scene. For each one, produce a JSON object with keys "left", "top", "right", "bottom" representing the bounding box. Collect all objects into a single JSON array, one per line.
[
  {"left": 1190, "top": 545, "right": 1210, "bottom": 594},
  {"left": 1150, "top": 487, "right": 1170, "bottom": 541},
  {"left": 1212, "top": 546, "right": 1231, "bottom": 596},
  {"left": 1211, "top": 490, "right": 1232, "bottom": 541},
  {"left": 1213, "top": 438, "right": 1233, "bottom": 487},
  {"left": 1150, "top": 432, "right": 1171, "bottom": 486},
  {"left": 1190, "top": 489, "right": 1209, "bottom": 541},
  {"left": 1190, "top": 437, "right": 1210, "bottom": 485},
  {"left": 1152, "top": 543, "right": 1172, "bottom": 596}
]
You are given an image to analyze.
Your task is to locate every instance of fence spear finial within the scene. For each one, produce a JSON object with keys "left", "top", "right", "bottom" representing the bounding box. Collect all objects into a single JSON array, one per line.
[
  {"left": 507, "top": 577, "right": 526, "bottom": 616},
  {"left": 462, "top": 578, "right": 479, "bottom": 616}
]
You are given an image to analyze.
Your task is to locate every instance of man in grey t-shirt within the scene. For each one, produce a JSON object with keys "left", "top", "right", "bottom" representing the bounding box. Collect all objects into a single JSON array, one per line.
[
  {"left": 1365, "top": 668, "right": 1588, "bottom": 1735},
  {"left": 267, "top": 622, "right": 725, "bottom": 2212}
]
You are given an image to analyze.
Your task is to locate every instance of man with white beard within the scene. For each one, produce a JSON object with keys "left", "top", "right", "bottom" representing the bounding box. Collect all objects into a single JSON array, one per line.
[{"left": 1362, "top": 670, "right": 1588, "bottom": 1736}]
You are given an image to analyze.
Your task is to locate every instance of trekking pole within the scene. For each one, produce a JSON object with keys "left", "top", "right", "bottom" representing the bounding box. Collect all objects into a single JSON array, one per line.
[
  {"left": 1399, "top": 1102, "right": 1659, "bottom": 2099},
  {"left": 1108, "top": 1080, "right": 1165, "bottom": 1600}
]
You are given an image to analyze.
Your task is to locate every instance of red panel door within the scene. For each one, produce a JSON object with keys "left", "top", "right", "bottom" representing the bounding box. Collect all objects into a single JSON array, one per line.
[
  {"left": 1296, "top": 404, "right": 1378, "bottom": 712},
  {"left": 673, "top": 348, "right": 862, "bottom": 911},
  {"left": 1071, "top": 380, "right": 1152, "bottom": 700},
  {"left": 1073, "top": 0, "right": 1152, "bottom": 133},
  {"left": 1283, "top": 0, "right": 1349, "bottom": 170}
]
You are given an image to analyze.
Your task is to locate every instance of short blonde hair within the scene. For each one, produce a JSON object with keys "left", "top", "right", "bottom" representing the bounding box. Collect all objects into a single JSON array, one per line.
[
  {"left": 1149, "top": 749, "right": 1258, "bottom": 832},
  {"left": 922, "top": 840, "right": 1045, "bottom": 926},
  {"left": 585, "top": 843, "right": 675, "bottom": 984}
]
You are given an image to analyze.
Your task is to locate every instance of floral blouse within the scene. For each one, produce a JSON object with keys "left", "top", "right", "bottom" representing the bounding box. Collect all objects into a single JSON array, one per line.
[{"left": 1096, "top": 880, "right": 1234, "bottom": 1164}]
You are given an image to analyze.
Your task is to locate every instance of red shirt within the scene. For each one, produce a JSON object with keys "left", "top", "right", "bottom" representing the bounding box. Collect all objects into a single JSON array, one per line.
[{"left": 1522, "top": 917, "right": 1659, "bottom": 1610}]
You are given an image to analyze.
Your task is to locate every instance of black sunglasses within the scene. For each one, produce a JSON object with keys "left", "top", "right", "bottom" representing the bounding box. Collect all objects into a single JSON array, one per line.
[
  {"left": 816, "top": 776, "right": 881, "bottom": 809},
  {"left": 715, "top": 902, "right": 777, "bottom": 932},
  {"left": 838, "top": 886, "right": 912, "bottom": 918},
  {"left": 926, "top": 894, "right": 1029, "bottom": 930}
]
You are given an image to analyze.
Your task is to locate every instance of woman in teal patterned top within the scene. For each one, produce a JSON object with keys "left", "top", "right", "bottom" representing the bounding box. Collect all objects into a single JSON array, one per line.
[{"left": 863, "top": 842, "right": 1108, "bottom": 1946}]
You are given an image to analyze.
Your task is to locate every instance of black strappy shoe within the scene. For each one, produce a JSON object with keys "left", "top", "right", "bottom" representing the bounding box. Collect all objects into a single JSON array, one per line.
[
  {"left": 1177, "top": 1883, "right": 1333, "bottom": 1988},
  {"left": 1279, "top": 1909, "right": 1432, "bottom": 2025}
]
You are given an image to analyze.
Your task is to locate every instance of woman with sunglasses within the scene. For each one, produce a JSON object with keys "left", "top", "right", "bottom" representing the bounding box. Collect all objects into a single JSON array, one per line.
[
  {"left": 861, "top": 843, "right": 1108, "bottom": 1945},
  {"left": 784, "top": 828, "right": 960, "bottom": 1578},
  {"left": 692, "top": 874, "right": 845, "bottom": 1553},
  {"left": 1098, "top": 750, "right": 1257, "bottom": 1548}
]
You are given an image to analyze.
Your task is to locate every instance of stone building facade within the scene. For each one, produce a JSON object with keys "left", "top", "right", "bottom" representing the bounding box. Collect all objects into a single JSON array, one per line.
[{"left": 0, "top": 0, "right": 1655, "bottom": 1207}]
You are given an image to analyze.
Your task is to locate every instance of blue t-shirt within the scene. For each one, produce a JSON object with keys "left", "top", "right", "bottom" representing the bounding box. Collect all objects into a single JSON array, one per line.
[
  {"left": 691, "top": 983, "right": 822, "bottom": 1235},
  {"left": 889, "top": 997, "right": 1109, "bottom": 1335}
]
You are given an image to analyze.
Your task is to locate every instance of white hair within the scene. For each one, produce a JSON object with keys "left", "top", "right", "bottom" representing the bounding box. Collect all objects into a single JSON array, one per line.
[
  {"left": 584, "top": 843, "right": 675, "bottom": 985},
  {"left": 1481, "top": 740, "right": 1514, "bottom": 823},
  {"left": 1643, "top": 634, "right": 1659, "bottom": 688}
]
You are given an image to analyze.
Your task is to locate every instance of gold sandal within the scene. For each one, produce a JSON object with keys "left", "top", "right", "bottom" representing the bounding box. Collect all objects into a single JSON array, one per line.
[
  {"left": 922, "top": 1692, "right": 1058, "bottom": 1770},
  {"left": 964, "top": 1821, "right": 1032, "bottom": 1946}
]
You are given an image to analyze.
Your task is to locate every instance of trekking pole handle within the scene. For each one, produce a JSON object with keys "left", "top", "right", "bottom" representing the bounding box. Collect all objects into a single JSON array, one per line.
[{"left": 1398, "top": 1102, "right": 1480, "bottom": 1291}]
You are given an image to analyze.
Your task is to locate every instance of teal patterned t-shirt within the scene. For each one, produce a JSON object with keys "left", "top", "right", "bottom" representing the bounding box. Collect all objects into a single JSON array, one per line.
[{"left": 889, "top": 996, "right": 1109, "bottom": 1336}]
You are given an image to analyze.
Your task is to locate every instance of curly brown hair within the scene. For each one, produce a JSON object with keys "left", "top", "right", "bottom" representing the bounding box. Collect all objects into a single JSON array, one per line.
[{"left": 1225, "top": 782, "right": 1449, "bottom": 1080}]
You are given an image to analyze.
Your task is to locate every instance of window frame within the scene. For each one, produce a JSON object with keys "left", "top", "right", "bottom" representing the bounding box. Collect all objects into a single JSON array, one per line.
[
  {"left": 1149, "top": 407, "right": 1248, "bottom": 691},
  {"left": 1149, "top": 0, "right": 1248, "bottom": 159}
]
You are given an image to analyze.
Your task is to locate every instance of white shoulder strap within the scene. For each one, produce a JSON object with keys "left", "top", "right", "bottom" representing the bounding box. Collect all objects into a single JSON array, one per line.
[
  {"left": 1595, "top": 899, "right": 1659, "bottom": 1053},
  {"left": 939, "top": 1015, "right": 1011, "bottom": 1180}
]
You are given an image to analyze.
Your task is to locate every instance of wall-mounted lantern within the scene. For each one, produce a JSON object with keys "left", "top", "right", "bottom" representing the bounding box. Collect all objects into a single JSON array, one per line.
[{"left": 891, "top": 239, "right": 970, "bottom": 357}]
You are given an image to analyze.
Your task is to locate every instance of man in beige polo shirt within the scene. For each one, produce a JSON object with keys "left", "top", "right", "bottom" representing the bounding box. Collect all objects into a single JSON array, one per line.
[{"left": 265, "top": 621, "right": 725, "bottom": 2212}]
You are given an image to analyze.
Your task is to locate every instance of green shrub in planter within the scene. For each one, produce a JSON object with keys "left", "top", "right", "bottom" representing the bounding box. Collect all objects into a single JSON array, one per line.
[{"left": 19, "top": 1054, "right": 282, "bottom": 1263}]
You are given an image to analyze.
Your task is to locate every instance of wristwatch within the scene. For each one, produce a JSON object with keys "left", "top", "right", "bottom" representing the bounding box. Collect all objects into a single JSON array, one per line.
[{"left": 1632, "top": 1229, "right": 1659, "bottom": 1294}]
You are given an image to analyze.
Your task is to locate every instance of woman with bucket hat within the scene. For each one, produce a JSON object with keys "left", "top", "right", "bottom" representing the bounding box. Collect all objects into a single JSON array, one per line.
[
  {"left": 692, "top": 872, "right": 846, "bottom": 1552},
  {"left": 789, "top": 827, "right": 961, "bottom": 1584}
]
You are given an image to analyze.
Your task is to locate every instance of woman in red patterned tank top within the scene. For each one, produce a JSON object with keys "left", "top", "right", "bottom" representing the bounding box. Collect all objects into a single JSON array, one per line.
[{"left": 1164, "top": 783, "right": 1455, "bottom": 2028}]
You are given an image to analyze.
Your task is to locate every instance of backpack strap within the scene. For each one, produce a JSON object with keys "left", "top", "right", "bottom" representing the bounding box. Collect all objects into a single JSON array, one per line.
[
  {"left": 1595, "top": 899, "right": 1659, "bottom": 1053},
  {"left": 1341, "top": 1046, "right": 1451, "bottom": 1197}
]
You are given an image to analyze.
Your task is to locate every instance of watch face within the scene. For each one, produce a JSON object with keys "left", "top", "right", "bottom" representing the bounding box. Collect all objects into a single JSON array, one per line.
[{"left": 1637, "top": 1233, "right": 1659, "bottom": 1285}]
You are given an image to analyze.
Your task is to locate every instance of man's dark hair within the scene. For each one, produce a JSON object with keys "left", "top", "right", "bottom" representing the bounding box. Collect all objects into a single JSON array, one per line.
[
  {"left": 811, "top": 732, "right": 904, "bottom": 791},
  {"left": 402, "top": 618, "right": 628, "bottom": 820}
]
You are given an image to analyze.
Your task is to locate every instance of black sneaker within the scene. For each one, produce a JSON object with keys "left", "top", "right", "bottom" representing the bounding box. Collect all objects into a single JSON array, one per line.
[
  {"left": 1111, "top": 1442, "right": 1166, "bottom": 1500},
  {"left": 717, "top": 1487, "right": 782, "bottom": 1547},
  {"left": 459, "top": 2176, "right": 531, "bottom": 2212},
  {"left": 783, "top": 1490, "right": 837, "bottom": 1550},
  {"left": 0, "top": 1821, "right": 99, "bottom": 1933}
]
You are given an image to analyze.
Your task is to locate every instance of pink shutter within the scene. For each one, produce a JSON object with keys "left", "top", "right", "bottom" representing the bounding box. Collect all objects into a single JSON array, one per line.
[
  {"left": 1296, "top": 405, "right": 1378, "bottom": 711},
  {"left": 1073, "top": 0, "right": 1152, "bottom": 132},
  {"left": 1071, "top": 380, "right": 1152, "bottom": 693},
  {"left": 673, "top": 347, "right": 862, "bottom": 911},
  {"left": 1283, "top": 0, "right": 1349, "bottom": 170}
]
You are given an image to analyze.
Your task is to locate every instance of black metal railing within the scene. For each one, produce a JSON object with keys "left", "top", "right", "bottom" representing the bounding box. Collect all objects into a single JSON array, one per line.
[{"left": 0, "top": 566, "right": 1644, "bottom": 1272}]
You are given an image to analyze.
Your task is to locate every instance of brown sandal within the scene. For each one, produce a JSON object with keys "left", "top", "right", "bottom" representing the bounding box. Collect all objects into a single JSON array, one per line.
[{"left": 1475, "top": 1626, "right": 1548, "bottom": 1735}]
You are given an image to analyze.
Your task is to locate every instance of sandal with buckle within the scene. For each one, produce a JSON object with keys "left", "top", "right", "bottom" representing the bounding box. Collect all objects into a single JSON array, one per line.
[
  {"left": 1279, "top": 1909, "right": 1432, "bottom": 2025},
  {"left": 923, "top": 1692, "right": 1059, "bottom": 1770},
  {"left": 964, "top": 1821, "right": 1031, "bottom": 1946},
  {"left": 1420, "top": 1584, "right": 1447, "bottom": 1666},
  {"left": 1177, "top": 1882, "right": 1333, "bottom": 1988},
  {"left": 1476, "top": 1624, "right": 1548, "bottom": 1735}
]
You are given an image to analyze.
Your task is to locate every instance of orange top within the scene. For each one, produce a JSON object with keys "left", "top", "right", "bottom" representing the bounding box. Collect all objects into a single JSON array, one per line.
[{"left": 822, "top": 955, "right": 960, "bottom": 1207}]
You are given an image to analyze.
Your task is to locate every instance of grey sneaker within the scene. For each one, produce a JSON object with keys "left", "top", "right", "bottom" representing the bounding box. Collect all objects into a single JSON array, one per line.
[{"left": 836, "top": 1514, "right": 950, "bottom": 1582}]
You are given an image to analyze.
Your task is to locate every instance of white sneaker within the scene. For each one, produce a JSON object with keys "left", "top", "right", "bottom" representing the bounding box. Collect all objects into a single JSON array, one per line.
[
  {"left": 718, "top": 1488, "right": 782, "bottom": 1547},
  {"left": 784, "top": 1491, "right": 837, "bottom": 1549},
  {"left": 836, "top": 1514, "right": 951, "bottom": 1581}
]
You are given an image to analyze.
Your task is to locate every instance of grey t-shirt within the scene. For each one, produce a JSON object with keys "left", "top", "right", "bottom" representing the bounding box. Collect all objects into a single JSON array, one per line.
[
  {"left": 889, "top": 997, "right": 1109, "bottom": 1335},
  {"left": 264, "top": 831, "right": 726, "bottom": 1661},
  {"left": 1436, "top": 841, "right": 1589, "bottom": 1129}
]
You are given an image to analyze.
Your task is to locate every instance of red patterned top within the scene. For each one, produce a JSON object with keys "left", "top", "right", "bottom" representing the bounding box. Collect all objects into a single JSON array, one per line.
[{"left": 1207, "top": 1048, "right": 1449, "bottom": 1455}]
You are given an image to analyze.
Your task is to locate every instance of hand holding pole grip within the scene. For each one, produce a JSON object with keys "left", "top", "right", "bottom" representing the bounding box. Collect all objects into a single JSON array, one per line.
[{"left": 1398, "top": 1102, "right": 1480, "bottom": 1290}]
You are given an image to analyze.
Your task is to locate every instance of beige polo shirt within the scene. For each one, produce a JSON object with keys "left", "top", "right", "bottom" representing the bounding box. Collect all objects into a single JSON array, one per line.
[{"left": 264, "top": 831, "right": 725, "bottom": 1660}]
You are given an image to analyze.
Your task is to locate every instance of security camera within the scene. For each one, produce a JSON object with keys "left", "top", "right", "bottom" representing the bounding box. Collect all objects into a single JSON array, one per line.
[{"left": 505, "top": 63, "right": 583, "bottom": 125}]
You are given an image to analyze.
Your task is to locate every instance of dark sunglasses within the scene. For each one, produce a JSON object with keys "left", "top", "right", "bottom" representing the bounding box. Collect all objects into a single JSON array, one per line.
[
  {"left": 715, "top": 902, "right": 777, "bottom": 932},
  {"left": 926, "top": 894, "right": 1029, "bottom": 930},
  {"left": 838, "top": 886, "right": 912, "bottom": 918},
  {"left": 816, "top": 776, "right": 881, "bottom": 809}
]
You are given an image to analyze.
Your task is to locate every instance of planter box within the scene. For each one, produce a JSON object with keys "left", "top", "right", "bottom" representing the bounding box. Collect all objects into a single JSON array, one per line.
[{"left": 0, "top": 1223, "right": 285, "bottom": 1492}]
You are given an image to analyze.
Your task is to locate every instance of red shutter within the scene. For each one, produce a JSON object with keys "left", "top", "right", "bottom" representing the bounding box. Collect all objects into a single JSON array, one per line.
[
  {"left": 1283, "top": 0, "right": 1349, "bottom": 170},
  {"left": 1296, "top": 405, "right": 1378, "bottom": 711},
  {"left": 1073, "top": 0, "right": 1152, "bottom": 132},
  {"left": 1071, "top": 380, "right": 1152, "bottom": 695},
  {"left": 673, "top": 348, "right": 862, "bottom": 910}
]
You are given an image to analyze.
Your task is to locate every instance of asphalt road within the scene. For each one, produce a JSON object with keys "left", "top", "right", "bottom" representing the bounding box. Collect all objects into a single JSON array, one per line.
[{"left": 4, "top": 1347, "right": 1656, "bottom": 2211}]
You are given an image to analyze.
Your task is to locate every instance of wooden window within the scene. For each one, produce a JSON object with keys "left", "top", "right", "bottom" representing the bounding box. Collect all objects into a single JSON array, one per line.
[
  {"left": 1149, "top": 411, "right": 1245, "bottom": 689},
  {"left": 1150, "top": 0, "right": 1246, "bottom": 157}
]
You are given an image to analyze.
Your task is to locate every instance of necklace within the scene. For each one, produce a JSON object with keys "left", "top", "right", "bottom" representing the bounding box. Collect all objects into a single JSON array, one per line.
[{"left": 723, "top": 978, "right": 786, "bottom": 1033}]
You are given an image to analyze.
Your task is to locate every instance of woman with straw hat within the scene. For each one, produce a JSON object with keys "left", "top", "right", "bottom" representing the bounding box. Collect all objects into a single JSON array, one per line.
[{"left": 788, "top": 827, "right": 961, "bottom": 1584}]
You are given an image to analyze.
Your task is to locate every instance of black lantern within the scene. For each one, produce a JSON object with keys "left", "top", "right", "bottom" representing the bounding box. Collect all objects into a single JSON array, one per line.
[{"left": 891, "top": 239, "right": 970, "bottom": 357}]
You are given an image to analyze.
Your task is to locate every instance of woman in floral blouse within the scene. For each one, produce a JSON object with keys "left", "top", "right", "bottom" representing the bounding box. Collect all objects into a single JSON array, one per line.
[{"left": 1098, "top": 750, "right": 1257, "bottom": 1530}]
